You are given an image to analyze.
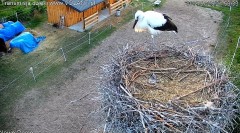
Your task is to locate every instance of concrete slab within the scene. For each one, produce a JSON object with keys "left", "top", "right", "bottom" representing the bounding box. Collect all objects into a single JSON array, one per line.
[
  {"left": 99, "top": 8, "right": 110, "bottom": 21},
  {"left": 68, "top": 8, "right": 110, "bottom": 32},
  {"left": 68, "top": 21, "right": 84, "bottom": 32}
]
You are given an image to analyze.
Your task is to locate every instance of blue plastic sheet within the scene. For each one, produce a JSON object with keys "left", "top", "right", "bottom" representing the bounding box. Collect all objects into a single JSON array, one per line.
[
  {"left": 0, "top": 21, "right": 25, "bottom": 42},
  {"left": 2, "top": 21, "right": 14, "bottom": 27},
  {"left": 10, "top": 32, "right": 45, "bottom": 54},
  {"left": 12, "top": 21, "right": 26, "bottom": 35}
]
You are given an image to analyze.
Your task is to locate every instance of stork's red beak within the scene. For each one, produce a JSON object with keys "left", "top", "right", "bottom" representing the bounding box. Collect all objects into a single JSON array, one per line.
[{"left": 133, "top": 19, "right": 138, "bottom": 29}]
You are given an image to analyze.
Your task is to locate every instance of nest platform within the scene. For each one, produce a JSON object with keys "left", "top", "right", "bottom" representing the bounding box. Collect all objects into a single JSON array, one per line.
[{"left": 101, "top": 47, "right": 239, "bottom": 133}]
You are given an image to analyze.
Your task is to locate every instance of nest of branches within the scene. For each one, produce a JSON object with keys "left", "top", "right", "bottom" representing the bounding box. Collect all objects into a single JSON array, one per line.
[{"left": 100, "top": 46, "right": 240, "bottom": 133}]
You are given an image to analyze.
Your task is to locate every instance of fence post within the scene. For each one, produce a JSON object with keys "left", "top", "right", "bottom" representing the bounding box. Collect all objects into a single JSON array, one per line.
[
  {"left": 229, "top": 36, "right": 240, "bottom": 69},
  {"left": 29, "top": 67, "right": 36, "bottom": 82},
  {"left": 60, "top": 48, "right": 67, "bottom": 61},
  {"left": 1, "top": 17, "right": 5, "bottom": 23},
  {"left": 132, "top": 8, "right": 133, "bottom": 16},
  {"left": 15, "top": 12, "right": 18, "bottom": 21},
  {"left": 60, "top": 16, "right": 65, "bottom": 29},
  {"left": 89, "top": 32, "right": 91, "bottom": 44}
]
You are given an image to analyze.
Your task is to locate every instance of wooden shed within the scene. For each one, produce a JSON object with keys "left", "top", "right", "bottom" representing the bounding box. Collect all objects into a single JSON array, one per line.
[{"left": 46, "top": 0, "right": 130, "bottom": 30}]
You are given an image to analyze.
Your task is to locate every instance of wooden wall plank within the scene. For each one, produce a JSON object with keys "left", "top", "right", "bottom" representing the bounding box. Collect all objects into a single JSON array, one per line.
[{"left": 47, "top": 0, "right": 106, "bottom": 27}]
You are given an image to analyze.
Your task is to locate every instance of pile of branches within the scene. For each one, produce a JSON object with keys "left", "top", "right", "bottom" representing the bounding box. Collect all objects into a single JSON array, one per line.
[{"left": 100, "top": 46, "right": 240, "bottom": 133}]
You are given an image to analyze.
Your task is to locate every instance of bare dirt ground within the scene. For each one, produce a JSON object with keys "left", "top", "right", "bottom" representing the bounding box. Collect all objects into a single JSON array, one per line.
[{"left": 12, "top": 0, "right": 222, "bottom": 132}]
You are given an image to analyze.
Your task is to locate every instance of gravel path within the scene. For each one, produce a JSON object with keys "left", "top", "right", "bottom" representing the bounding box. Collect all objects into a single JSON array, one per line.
[{"left": 13, "top": 0, "right": 222, "bottom": 132}]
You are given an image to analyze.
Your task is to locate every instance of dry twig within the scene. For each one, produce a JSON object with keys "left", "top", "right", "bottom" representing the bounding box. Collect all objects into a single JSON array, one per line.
[{"left": 100, "top": 47, "right": 240, "bottom": 133}]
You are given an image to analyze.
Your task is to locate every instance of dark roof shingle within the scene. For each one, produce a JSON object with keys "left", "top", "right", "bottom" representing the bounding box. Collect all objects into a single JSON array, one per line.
[{"left": 59, "top": 0, "right": 104, "bottom": 12}]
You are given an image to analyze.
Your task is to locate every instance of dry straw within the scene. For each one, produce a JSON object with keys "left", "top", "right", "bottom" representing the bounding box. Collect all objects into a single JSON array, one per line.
[{"left": 100, "top": 45, "right": 240, "bottom": 133}]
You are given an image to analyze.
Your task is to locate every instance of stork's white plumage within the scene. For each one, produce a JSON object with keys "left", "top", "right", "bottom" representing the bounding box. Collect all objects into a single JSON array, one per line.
[
  {"left": 133, "top": 10, "right": 178, "bottom": 35},
  {"left": 133, "top": 10, "right": 178, "bottom": 82}
]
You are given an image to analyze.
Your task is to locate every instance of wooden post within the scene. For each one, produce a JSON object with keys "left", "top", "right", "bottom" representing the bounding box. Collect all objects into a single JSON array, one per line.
[
  {"left": 83, "top": 12, "right": 85, "bottom": 30},
  {"left": 60, "top": 48, "right": 67, "bottom": 61},
  {"left": 29, "top": 67, "right": 36, "bottom": 82},
  {"left": 109, "top": 4, "right": 111, "bottom": 15},
  {"left": 59, "top": 15, "right": 65, "bottom": 29},
  {"left": 15, "top": 12, "right": 18, "bottom": 21},
  {"left": 89, "top": 32, "right": 91, "bottom": 44},
  {"left": 229, "top": 36, "right": 240, "bottom": 69}
]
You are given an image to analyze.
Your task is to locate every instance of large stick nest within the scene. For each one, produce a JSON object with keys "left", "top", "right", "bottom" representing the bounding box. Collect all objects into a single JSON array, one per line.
[{"left": 100, "top": 46, "right": 240, "bottom": 133}]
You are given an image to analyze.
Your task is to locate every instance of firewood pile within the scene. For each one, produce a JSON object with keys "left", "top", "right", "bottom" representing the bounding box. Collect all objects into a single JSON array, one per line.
[{"left": 100, "top": 45, "right": 239, "bottom": 133}]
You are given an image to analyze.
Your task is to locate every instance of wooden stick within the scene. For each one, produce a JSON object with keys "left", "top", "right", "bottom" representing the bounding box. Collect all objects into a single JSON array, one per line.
[
  {"left": 177, "top": 70, "right": 206, "bottom": 73},
  {"left": 133, "top": 81, "right": 163, "bottom": 90},
  {"left": 177, "top": 79, "right": 227, "bottom": 100},
  {"left": 166, "top": 59, "right": 188, "bottom": 66},
  {"left": 119, "top": 84, "right": 133, "bottom": 97},
  {"left": 123, "top": 75, "right": 129, "bottom": 88},
  {"left": 141, "top": 69, "right": 205, "bottom": 76},
  {"left": 130, "top": 71, "right": 139, "bottom": 81},
  {"left": 128, "top": 70, "right": 147, "bottom": 86},
  {"left": 147, "top": 110, "right": 182, "bottom": 133},
  {"left": 134, "top": 66, "right": 177, "bottom": 71},
  {"left": 205, "top": 70, "right": 212, "bottom": 81},
  {"left": 178, "top": 74, "right": 190, "bottom": 82}
]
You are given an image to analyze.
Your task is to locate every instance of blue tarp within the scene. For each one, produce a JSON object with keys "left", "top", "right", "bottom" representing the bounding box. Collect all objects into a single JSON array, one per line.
[
  {"left": 0, "top": 21, "right": 25, "bottom": 42},
  {"left": 0, "top": 21, "right": 46, "bottom": 54},
  {"left": 10, "top": 32, "right": 46, "bottom": 54}
]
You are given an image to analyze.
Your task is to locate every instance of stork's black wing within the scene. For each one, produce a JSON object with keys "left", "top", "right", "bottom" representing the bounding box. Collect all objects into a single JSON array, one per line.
[
  {"left": 163, "top": 14, "right": 172, "bottom": 20},
  {"left": 150, "top": 14, "right": 178, "bottom": 33}
]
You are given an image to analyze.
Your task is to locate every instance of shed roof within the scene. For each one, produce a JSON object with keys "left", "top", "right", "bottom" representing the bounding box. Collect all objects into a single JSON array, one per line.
[{"left": 59, "top": 0, "right": 104, "bottom": 12}]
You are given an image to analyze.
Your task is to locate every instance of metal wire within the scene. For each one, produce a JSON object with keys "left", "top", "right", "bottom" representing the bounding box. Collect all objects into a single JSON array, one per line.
[
  {"left": 65, "top": 39, "right": 89, "bottom": 54},
  {"left": 33, "top": 48, "right": 62, "bottom": 68},
  {"left": 0, "top": 2, "right": 237, "bottom": 94},
  {"left": 229, "top": 36, "right": 240, "bottom": 69},
  {"left": 0, "top": 11, "right": 113, "bottom": 91},
  {"left": 0, "top": 70, "right": 29, "bottom": 92},
  {"left": 35, "top": 55, "right": 64, "bottom": 78},
  {"left": 63, "top": 32, "right": 89, "bottom": 48}
]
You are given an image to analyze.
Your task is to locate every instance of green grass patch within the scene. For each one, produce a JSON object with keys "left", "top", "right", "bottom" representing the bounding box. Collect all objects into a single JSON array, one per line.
[
  {"left": 63, "top": 27, "right": 116, "bottom": 66},
  {"left": 199, "top": 2, "right": 240, "bottom": 132},
  {"left": 0, "top": 26, "right": 116, "bottom": 130},
  {"left": 25, "top": 13, "right": 47, "bottom": 28},
  {"left": 0, "top": 0, "right": 159, "bottom": 130},
  {"left": 0, "top": 0, "right": 46, "bottom": 28},
  {"left": 210, "top": 5, "right": 240, "bottom": 86}
]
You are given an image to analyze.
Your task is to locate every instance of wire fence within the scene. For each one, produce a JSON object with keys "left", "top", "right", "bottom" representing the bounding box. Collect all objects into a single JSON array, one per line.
[
  {"left": 0, "top": 1, "right": 151, "bottom": 92},
  {"left": 0, "top": 24, "right": 111, "bottom": 92},
  {"left": 0, "top": 0, "right": 240, "bottom": 132},
  {"left": 184, "top": 0, "right": 240, "bottom": 90},
  {"left": 209, "top": 2, "right": 240, "bottom": 72},
  {"left": 185, "top": 0, "right": 239, "bottom": 69},
  {"left": 0, "top": 0, "right": 239, "bottom": 95}
]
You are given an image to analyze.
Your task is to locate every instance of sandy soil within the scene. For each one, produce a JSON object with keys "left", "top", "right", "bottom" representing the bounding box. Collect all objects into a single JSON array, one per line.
[{"left": 12, "top": 0, "right": 222, "bottom": 132}]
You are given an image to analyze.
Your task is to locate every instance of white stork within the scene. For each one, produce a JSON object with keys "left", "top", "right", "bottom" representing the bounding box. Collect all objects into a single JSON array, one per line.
[
  {"left": 133, "top": 10, "right": 178, "bottom": 47},
  {"left": 133, "top": 10, "right": 178, "bottom": 83}
]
